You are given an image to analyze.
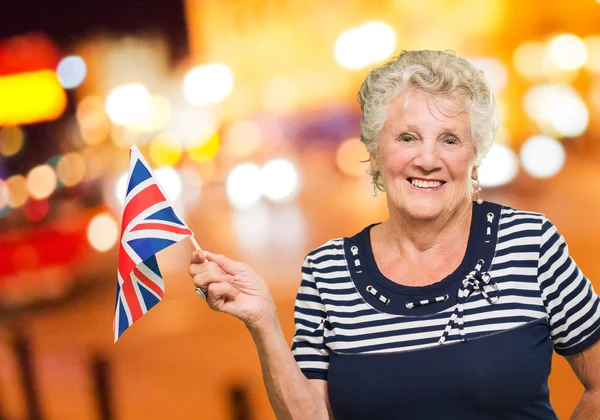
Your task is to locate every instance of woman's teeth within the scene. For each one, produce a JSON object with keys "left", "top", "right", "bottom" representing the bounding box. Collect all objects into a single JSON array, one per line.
[{"left": 410, "top": 179, "right": 443, "bottom": 189}]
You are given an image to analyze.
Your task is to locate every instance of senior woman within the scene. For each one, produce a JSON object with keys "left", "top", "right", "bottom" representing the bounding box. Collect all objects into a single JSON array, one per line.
[{"left": 188, "top": 50, "right": 600, "bottom": 419}]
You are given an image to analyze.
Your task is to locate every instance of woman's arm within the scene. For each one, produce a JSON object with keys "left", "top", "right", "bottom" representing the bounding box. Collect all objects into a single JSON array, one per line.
[
  {"left": 566, "top": 340, "right": 600, "bottom": 419},
  {"left": 189, "top": 251, "right": 331, "bottom": 420},
  {"left": 248, "top": 317, "right": 333, "bottom": 420}
]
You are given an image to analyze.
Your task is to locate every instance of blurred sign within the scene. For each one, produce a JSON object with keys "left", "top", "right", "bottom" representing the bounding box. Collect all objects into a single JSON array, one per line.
[
  {"left": 0, "top": 33, "right": 62, "bottom": 75},
  {"left": 0, "top": 33, "right": 66, "bottom": 125}
]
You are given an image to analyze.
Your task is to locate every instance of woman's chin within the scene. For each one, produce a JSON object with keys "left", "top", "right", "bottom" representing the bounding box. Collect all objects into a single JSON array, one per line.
[
  {"left": 398, "top": 198, "right": 449, "bottom": 220},
  {"left": 406, "top": 207, "right": 443, "bottom": 220}
]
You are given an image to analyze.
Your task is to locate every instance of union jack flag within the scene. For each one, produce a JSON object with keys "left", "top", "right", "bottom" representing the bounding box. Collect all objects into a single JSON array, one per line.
[{"left": 113, "top": 145, "right": 193, "bottom": 342}]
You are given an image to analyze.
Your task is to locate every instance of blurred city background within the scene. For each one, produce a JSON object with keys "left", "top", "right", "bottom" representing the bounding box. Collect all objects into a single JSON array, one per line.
[{"left": 1, "top": 0, "right": 600, "bottom": 418}]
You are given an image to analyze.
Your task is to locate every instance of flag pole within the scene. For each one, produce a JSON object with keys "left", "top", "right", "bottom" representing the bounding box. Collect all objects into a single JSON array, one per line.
[
  {"left": 189, "top": 235, "right": 201, "bottom": 252},
  {"left": 189, "top": 235, "right": 209, "bottom": 300}
]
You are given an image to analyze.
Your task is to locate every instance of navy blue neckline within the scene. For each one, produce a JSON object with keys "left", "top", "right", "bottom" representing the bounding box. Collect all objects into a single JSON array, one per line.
[{"left": 346, "top": 201, "right": 503, "bottom": 300}]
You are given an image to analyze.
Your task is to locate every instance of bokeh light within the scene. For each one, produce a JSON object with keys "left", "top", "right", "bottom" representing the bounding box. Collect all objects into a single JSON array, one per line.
[
  {"left": 150, "top": 135, "right": 183, "bottom": 166},
  {"left": 226, "top": 163, "right": 262, "bottom": 209},
  {"left": 27, "top": 164, "right": 57, "bottom": 200},
  {"left": 520, "top": 135, "right": 565, "bottom": 179},
  {"left": 335, "top": 21, "right": 396, "bottom": 70},
  {"left": 260, "top": 159, "right": 300, "bottom": 202},
  {"left": 126, "top": 95, "right": 172, "bottom": 134},
  {"left": 6, "top": 175, "right": 29, "bottom": 208},
  {"left": 361, "top": 22, "right": 397, "bottom": 66},
  {"left": 478, "top": 144, "right": 519, "bottom": 188},
  {"left": 584, "top": 35, "right": 600, "bottom": 72},
  {"left": 87, "top": 213, "right": 119, "bottom": 252},
  {"left": 164, "top": 101, "right": 221, "bottom": 145},
  {"left": 187, "top": 132, "right": 220, "bottom": 162},
  {"left": 0, "top": 70, "right": 67, "bottom": 125},
  {"left": 334, "top": 28, "right": 365, "bottom": 70},
  {"left": 336, "top": 138, "right": 370, "bottom": 177},
  {"left": 76, "top": 96, "right": 110, "bottom": 145},
  {"left": 523, "top": 84, "right": 588, "bottom": 137},
  {"left": 0, "top": 126, "right": 25, "bottom": 157},
  {"left": 56, "top": 152, "right": 87, "bottom": 187},
  {"left": 548, "top": 34, "right": 587, "bottom": 71},
  {"left": 23, "top": 198, "right": 50, "bottom": 222},
  {"left": 513, "top": 41, "right": 546, "bottom": 80},
  {"left": 105, "top": 83, "right": 151, "bottom": 125},
  {"left": 183, "top": 63, "right": 234, "bottom": 106},
  {"left": 56, "top": 55, "right": 87, "bottom": 89}
]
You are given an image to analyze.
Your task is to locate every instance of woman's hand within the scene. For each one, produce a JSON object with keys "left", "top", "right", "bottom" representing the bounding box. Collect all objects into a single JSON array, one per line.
[{"left": 188, "top": 250, "right": 278, "bottom": 330}]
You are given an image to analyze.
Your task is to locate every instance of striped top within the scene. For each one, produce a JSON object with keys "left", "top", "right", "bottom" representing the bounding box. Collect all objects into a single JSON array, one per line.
[{"left": 291, "top": 201, "right": 600, "bottom": 419}]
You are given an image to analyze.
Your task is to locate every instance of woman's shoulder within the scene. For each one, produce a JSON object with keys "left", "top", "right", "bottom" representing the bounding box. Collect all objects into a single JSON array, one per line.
[
  {"left": 303, "top": 222, "right": 379, "bottom": 262},
  {"left": 304, "top": 237, "right": 346, "bottom": 263},
  {"left": 491, "top": 201, "right": 547, "bottom": 225}
]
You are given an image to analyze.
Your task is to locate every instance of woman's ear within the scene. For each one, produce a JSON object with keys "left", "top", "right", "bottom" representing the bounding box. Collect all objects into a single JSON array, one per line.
[{"left": 471, "top": 166, "right": 479, "bottom": 181}]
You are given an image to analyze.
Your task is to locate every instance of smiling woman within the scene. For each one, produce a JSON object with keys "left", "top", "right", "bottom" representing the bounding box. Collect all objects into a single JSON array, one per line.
[{"left": 188, "top": 50, "right": 600, "bottom": 420}]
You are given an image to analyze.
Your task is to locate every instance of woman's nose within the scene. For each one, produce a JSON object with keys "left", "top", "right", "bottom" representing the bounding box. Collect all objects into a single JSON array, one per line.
[{"left": 415, "top": 141, "right": 440, "bottom": 171}]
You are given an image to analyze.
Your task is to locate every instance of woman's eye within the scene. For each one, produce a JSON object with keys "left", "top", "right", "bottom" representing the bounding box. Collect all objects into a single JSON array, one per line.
[
  {"left": 444, "top": 137, "right": 459, "bottom": 145},
  {"left": 398, "top": 135, "right": 414, "bottom": 142}
]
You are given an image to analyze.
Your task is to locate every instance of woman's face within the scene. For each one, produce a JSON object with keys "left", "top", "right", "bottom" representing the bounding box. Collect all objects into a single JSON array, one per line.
[{"left": 374, "top": 91, "right": 476, "bottom": 221}]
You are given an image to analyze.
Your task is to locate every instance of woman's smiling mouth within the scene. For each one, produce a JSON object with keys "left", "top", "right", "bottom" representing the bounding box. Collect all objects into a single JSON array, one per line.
[{"left": 407, "top": 178, "right": 446, "bottom": 190}]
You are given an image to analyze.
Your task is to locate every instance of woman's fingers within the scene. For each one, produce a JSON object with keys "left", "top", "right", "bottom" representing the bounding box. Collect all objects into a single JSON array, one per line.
[
  {"left": 206, "top": 281, "right": 241, "bottom": 312},
  {"left": 192, "top": 271, "right": 232, "bottom": 290},
  {"left": 205, "top": 252, "right": 248, "bottom": 275},
  {"left": 189, "top": 258, "right": 230, "bottom": 278},
  {"left": 190, "top": 249, "right": 207, "bottom": 264}
]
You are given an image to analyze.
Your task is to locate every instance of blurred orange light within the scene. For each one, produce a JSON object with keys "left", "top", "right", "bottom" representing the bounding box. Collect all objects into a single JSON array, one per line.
[
  {"left": 0, "top": 70, "right": 67, "bottom": 125},
  {"left": 188, "top": 132, "right": 221, "bottom": 162},
  {"left": 77, "top": 96, "right": 110, "bottom": 146},
  {"left": 77, "top": 96, "right": 105, "bottom": 128},
  {"left": 335, "top": 138, "right": 370, "bottom": 177},
  {"left": 6, "top": 175, "right": 29, "bottom": 208},
  {"left": 56, "top": 153, "right": 87, "bottom": 187},
  {"left": 0, "top": 126, "right": 25, "bottom": 157},
  {"left": 150, "top": 135, "right": 183, "bottom": 166},
  {"left": 27, "top": 164, "right": 57, "bottom": 199},
  {"left": 513, "top": 41, "right": 546, "bottom": 80}
]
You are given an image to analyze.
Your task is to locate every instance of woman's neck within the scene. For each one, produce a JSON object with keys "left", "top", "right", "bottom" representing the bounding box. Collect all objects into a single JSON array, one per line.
[{"left": 382, "top": 199, "right": 473, "bottom": 257}]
